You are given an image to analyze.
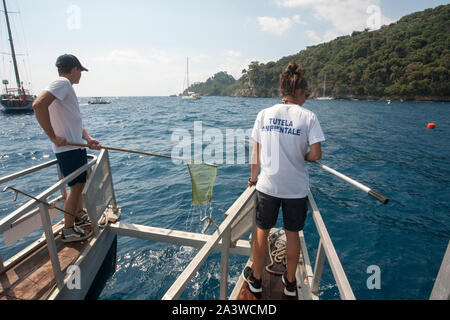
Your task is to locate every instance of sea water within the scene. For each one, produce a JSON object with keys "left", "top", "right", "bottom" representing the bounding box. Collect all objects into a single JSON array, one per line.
[{"left": 0, "top": 97, "right": 449, "bottom": 300}]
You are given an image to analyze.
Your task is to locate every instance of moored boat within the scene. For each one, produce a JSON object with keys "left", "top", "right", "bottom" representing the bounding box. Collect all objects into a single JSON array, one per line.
[
  {"left": 88, "top": 97, "right": 111, "bottom": 104},
  {"left": 0, "top": 0, "right": 35, "bottom": 112},
  {"left": 181, "top": 57, "right": 202, "bottom": 100}
]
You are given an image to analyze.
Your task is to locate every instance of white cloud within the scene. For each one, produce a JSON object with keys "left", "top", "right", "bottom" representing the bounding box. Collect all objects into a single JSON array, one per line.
[
  {"left": 276, "top": 0, "right": 392, "bottom": 36},
  {"left": 257, "top": 14, "right": 306, "bottom": 36},
  {"left": 225, "top": 50, "right": 242, "bottom": 58},
  {"left": 306, "top": 30, "right": 321, "bottom": 44},
  {"left": 258, "top": 16, "right": 293, "bottom": 36},
  {"left": 96, "top": 49, "right": 178, "bottom": 66}
]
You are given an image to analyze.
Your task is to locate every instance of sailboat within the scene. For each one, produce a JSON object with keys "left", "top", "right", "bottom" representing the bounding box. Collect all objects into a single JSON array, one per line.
[
  {"left": 181, "top": 57, "right": 201, "bottom": 100},
  {"left": 0, "top": 0, "right": 35, "bottom": 112},
  {"left": 316, "top": 73, "right": 333, "bottom": 101}
]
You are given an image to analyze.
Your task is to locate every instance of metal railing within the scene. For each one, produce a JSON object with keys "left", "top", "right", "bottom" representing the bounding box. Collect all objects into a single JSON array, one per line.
[
  {"left": 307, "top": 190, "right": 355, "bottom": 300},
  {"left": 162, "top": 186, "right": 257, "bottom": 300},
  {"left": 0, "top": 154, "right": 98, "bottom": 287},
  {"left": 160, "top": 186, "right": 355, "bottom": 300}
]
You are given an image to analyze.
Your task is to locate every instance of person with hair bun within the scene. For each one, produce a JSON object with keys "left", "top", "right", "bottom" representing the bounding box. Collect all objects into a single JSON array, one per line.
[{"left": 243, "top": 62, "right": 325, "bottom": 297}]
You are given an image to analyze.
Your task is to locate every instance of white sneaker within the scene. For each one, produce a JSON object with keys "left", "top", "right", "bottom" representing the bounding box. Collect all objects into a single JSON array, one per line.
[
  {"left": 61, "top": 225, "right": 93, "bottom": 243},
  {"left": 74, "top": 210, "right": 91, "bottom": 227}
]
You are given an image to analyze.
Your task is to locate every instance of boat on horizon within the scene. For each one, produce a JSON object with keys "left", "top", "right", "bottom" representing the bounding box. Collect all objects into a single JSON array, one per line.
[
  {"left": 315, "top": 73, "right": 334, "bottom": 101},
  {"left": 181, "top": 57, "right": 201, "bottom": 100},
  {"left": 88, "top": 97, "right": 111, "bottom": 105},
  {"left": 0, "top": 0, "right": 35, "bottom": 112}
]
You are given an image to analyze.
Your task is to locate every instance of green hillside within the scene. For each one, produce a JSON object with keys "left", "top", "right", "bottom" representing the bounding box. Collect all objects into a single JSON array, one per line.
[{"left": 189, "top": 4, "right": 450, "bottom": 101}]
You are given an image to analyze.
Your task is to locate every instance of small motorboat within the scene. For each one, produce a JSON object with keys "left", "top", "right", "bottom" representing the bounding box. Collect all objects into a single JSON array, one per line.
[{"left": 88, "top": 97, "right": 111, "bottom": 105}]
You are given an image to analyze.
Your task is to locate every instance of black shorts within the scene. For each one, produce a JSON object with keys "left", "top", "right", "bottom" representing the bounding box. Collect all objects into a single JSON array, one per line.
[
  {"left": 256, "top": 191, "right": 308, "bottom": 232},
  {"left": 55, "top": 148, "right": 88, "bottom": 187}
]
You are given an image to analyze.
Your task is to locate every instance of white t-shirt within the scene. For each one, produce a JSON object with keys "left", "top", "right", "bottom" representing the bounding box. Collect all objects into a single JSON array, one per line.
[
  {"left": 251, "top": 103, "right": 325, "bottom": 198},
  {"left": 45, "top": 77, "right": 84, "bottom": 154}
]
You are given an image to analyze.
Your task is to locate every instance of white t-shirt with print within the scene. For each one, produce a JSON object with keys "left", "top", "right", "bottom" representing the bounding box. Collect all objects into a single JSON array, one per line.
[
  {"left": 251, "top": 103, "right": 325, "bottom": 199},
  {"left": 45, "top": 77, "right": 84, "bottom": 154}
]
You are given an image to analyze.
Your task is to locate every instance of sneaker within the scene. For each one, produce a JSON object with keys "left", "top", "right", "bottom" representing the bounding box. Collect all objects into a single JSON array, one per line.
[
  {"left": 61, "top": 225, "right": 93, "bottom": 243},
  {"left": 282, "top": 271, "right": 297, "bottom": 297},
  {"left": 242, "top": 266, "right": 262, "bottom": 293},
  {"left": 74, "top": 210, "right": 91, "bottom": 227}
]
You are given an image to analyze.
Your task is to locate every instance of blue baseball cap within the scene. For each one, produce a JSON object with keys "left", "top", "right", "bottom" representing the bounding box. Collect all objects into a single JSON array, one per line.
[{"left": 56, "top": 54, "right": 88, "bottom": 72}]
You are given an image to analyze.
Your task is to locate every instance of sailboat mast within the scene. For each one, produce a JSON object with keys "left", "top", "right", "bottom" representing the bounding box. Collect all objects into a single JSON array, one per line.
[
  {"left": 323, "top": 73, "right": 326, "bottom": 97},
  {"left": 186, "top": 57, "right": 190, "bottom": 90},
  {"left": 2, "top": 0, "right": 21, "bottom": 90}
]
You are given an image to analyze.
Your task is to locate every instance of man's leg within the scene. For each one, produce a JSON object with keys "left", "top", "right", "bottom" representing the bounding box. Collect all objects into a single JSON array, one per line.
[
  {"left": 285, "top": 230, "right": 300, "bottom": 282},
  {"left": 63, "top": 182, "right": 85, "bottom": 229},
  {"left": 252, "top": 227, "right": 271, "bottom": 280}
]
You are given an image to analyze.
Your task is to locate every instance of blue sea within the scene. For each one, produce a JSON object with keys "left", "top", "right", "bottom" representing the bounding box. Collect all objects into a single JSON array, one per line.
[{"left": 0, "top": 97, "right": 449, "bottom": 300}]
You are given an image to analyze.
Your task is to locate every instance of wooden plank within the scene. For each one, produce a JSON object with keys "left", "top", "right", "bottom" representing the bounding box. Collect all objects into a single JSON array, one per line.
[
  {"left": 47, "top": 228, "right": 115, "bottom": 300},
  {"left": 0, "top": 231, "right": 86, "bottom": 300}
]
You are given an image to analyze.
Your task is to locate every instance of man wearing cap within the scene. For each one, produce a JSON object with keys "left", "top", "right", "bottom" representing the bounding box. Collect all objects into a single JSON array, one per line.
[{"left": 33, "top": 54, "right": 101, "bottom": 243}]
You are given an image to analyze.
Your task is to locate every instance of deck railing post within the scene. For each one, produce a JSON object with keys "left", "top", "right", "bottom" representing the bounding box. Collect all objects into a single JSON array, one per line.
[
  {"left": 39, "top": 201, "right": 64, "bottom": 290},
  {"left": 56, "top": 164, "right": 67, "bottom": 201},
  {"left": 219, "top": 227, "right": 231, "bottom": 300},
  {"left": 311, "top": 239, "right": 326, "bottom": 295},
  {"left": 249, "top": 190, "right": 257, "bottom": 262},
  {"left": 0, "top": 253, "right": 4, "bottom": 272}
]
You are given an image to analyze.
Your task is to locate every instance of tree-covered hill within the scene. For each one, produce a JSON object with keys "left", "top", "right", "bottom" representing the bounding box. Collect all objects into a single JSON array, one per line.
[{"left": 189, "top": 4, "right": 449, "bottom": 101}]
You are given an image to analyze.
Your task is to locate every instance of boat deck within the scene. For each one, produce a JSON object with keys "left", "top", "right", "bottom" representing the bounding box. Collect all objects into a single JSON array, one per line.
[
  {"left": 0, "top": 224, "right": 91, "bottom": 300},
  {"left": 234, "top": 234, "right": 307, "bottom": 300}
]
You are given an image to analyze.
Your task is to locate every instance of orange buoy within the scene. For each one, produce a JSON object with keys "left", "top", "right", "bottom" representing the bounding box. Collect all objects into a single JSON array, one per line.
[{"left": 427, "top": 123, "right": 436, "bottom": 129}]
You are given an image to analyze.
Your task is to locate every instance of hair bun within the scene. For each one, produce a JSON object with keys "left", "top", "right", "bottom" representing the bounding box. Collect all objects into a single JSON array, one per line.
[{"left": 285, "top": 62, "right": 305, "bottom": 77}]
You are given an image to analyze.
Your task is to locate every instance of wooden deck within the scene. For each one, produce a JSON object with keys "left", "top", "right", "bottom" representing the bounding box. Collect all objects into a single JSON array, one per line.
[
  {"left": 0, "top": 225, "right": 92, "bottom": 300},
  {"left": 235, "top": 236, "right": 303, "bottom": 300}
]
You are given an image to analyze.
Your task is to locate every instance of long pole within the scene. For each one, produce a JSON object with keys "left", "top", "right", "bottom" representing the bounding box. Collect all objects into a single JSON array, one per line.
[
  {"left": 2, "top": 0, "right": 21, "bottom": 90},
  {"left": 312, "top": 161, "right": 389, "bottom": 204},
  {"left": 67, "top": 142, "right": 216, "bottom": 167}
]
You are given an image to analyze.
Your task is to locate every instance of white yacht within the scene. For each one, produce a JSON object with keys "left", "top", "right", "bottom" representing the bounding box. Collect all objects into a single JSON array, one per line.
[{"left": 181, "top": 57, "right": 201, "bottom": 100}]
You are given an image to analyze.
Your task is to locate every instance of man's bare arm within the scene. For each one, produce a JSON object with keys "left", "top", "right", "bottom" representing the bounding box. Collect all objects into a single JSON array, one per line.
[
  {"left": 82, "top": 128, "right": 102, "bottom": 150},
  {"left": 32, "top": 91, "right": 67, "bottom": 146}
]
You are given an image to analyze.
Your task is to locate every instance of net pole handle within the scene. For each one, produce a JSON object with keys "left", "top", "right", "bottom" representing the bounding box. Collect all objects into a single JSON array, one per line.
[
  {"left": 67, "top": 142, "right": 215, "bottom": 166},
  {"left": 312, "top": 161, "right": 389, "bottom": 205},
  {"left": 68, "top": 142, "right": 172, "bottom": 159}
]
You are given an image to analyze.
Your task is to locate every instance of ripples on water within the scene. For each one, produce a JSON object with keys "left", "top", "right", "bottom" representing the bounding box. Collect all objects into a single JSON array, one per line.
[{"left": 0, "top": 97, "right": 449, "bottom": 300}]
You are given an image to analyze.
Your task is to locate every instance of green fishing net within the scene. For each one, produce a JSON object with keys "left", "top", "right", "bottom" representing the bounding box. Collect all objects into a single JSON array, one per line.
[{"left": 186, "top": 162, "right": 218, "bottom": 206}]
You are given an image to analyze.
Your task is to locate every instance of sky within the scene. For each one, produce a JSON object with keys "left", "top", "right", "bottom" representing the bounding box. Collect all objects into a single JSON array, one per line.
[{"left": 0, "top": 0, "right": 448, "bottom": 97}]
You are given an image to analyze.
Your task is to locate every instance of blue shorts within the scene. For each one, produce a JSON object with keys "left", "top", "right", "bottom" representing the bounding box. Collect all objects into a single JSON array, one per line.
[
  {"left": 55, "top": 149, "right": 88, "bottom": 187},
  {"left": 256, "top": 191, "right": 308, "bottom": 232}
]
